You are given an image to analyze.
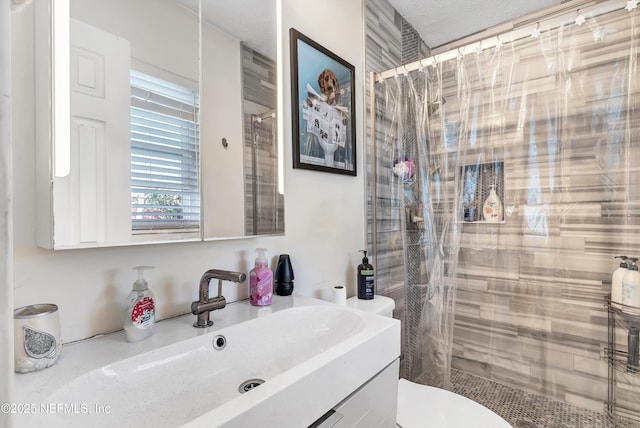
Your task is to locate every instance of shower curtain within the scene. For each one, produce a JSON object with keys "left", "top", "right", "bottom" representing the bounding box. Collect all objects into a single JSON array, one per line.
[{"left": 372, "top": 2, "right": 640, "bottom": 412}]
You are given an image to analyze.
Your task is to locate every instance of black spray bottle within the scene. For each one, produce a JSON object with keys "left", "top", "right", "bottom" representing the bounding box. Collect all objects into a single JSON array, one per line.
[{"left": 357, "top": 250, "right": 375, "bottom": 300}]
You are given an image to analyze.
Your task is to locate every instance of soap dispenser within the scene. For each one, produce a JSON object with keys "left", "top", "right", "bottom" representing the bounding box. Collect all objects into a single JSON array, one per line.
[
  {"left": 274, "top": 254, "right": 295, "bottom": 296},
  {"left": 482, "top": 185, "right": 503, "bottom": 222},
  {"left": 357, "top": 250, "right": 375, "bottom": 300},
  {"left": 124, "top": 266, "right": 155, "bottom": 342},
  {"left": 622, "top": 258, "right": 640, "bottom": 315},
  {"left": 611, "top": 255, "right": 629, "bottom": 308},
  {"left": 249, "top": 248, "right": 273, "bottom": 306}
]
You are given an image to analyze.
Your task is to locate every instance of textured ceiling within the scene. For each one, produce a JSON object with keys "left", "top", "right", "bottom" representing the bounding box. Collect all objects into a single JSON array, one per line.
[
  {"left": 386, "top": 0, "right": 561, "bottom": 48},
  {"left": 182, "top": 1, "right": 568, "bottom": 62},
  {"left": 178, "top": 0, "right": 276, "bottom": 58}
]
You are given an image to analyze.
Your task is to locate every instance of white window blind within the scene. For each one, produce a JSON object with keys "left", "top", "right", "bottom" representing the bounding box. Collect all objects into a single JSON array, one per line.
[{"left": 130, "top": 70, "right": 200, "bottom": 231}]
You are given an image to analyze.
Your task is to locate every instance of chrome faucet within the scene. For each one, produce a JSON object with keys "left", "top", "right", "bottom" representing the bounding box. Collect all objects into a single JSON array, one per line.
[{"left": 191, "top": 269, "right": 247, "bottom": 328}]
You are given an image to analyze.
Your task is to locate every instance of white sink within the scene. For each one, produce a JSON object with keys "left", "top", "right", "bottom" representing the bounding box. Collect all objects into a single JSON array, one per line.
[{"left": 15, "top": 296, "right": 400, "bottom": 427}]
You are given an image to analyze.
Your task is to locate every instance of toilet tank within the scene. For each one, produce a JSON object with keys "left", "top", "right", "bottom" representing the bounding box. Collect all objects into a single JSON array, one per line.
[{"left": 346, "top": 295, "right": 395, "bottom": 317}]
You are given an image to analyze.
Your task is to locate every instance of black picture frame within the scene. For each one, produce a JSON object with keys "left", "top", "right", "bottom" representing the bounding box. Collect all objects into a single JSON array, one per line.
[{"left": 289, "top": 28, "right": 356, "bottom": 176}]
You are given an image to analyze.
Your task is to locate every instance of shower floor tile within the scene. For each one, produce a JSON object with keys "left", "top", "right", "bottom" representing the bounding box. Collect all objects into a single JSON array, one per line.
[{"left": 451, "top": 369, "right": 638, "bottom": 428}]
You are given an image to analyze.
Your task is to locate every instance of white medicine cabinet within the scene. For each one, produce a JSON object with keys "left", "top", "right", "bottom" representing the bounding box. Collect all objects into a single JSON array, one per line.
[{"left": 34, "top": 0, "right": 283, "bottom": 249}]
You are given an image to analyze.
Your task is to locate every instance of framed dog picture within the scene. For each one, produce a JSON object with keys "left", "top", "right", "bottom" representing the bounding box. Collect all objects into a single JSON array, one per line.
[{"left": 290, "top": 28, "right": 356, "bottom": 176}]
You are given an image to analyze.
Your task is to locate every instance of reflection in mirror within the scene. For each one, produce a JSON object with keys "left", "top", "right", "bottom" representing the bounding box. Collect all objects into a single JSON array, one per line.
[
  {"left": 61, "top": 0, "right": 201, "bottom": 247},
  {"left": 194, "top": 0, "right": 283, "bottom": 238},
  {"left": 43, "top": 0, "right": 282, "bottom": 249},
  {"left": 242, "top": 44, "right": 284, "bottom": 236}
]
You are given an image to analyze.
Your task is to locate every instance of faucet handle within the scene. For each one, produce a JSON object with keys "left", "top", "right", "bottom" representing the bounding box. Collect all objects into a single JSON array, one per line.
[{"left": 191, "top": 296, "right": 226, "bottom": 328}]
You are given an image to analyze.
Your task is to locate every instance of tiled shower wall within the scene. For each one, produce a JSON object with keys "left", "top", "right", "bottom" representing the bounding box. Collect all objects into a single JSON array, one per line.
[
  {"left": 241, "top": 45, "right": 283, "bottom": 235},
  {"left": 365, "top": 0, "right": 403, "bottom": 306},
  {"left": 365, "top": 0, "right": 426, "bottom": 373},
  {"left": 365, "top": 0, "right": 640, "bottom": 416}
]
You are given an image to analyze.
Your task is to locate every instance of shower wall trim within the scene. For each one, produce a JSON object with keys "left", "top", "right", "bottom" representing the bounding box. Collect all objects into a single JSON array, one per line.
[
  {"left": 368, "top": 72, "right": 378, "bottom": 281},
  {"left": 373, "top": 0, "right": 627, "bottom": 82}
]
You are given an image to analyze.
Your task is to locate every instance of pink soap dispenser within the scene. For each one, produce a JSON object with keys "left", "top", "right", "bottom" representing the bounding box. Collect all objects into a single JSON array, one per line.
[{"left": 249, "top": 248, "right": 273, "bottom": 306}]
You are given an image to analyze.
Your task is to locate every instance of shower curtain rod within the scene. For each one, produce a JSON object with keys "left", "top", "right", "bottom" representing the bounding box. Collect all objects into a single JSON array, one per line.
[
  {"left": 253, "top": 110, "right": 277, "bottom": 120},
  {"left": 374, "top": 0, "right": 630, "bottom": 82}
]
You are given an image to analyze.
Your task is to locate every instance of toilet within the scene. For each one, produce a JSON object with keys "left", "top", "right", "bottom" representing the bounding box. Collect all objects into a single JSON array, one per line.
[{"left": 346, "top": 296, "right": 512, "bottom": 428}]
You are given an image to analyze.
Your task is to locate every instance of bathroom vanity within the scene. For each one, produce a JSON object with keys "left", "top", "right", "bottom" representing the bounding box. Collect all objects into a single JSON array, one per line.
[{"left": 13, "top": 295, "right": 400, "bottom": 427}]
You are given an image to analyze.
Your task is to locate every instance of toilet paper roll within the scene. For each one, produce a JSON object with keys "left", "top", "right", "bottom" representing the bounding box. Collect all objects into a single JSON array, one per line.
[{"left": 332, "top": 285, "right": 347, "bottom": 305}]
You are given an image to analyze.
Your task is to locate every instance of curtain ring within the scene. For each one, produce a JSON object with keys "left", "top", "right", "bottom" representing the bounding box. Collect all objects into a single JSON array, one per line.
[
  {"left": 475, "top": 41, "right": 483, "bottom": 55},
  {"left": 531, "top": 21, "right": 541, "bottom": 38}
]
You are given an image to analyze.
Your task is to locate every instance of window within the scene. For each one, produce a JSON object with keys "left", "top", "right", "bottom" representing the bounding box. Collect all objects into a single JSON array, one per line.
[{"left": 130, "top": 70, "right": 200, "bottom": 232}]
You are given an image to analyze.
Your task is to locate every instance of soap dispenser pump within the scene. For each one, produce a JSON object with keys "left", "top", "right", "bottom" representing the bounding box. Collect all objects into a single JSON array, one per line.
[
  {"left": 357, "top": 250, "right": 375, "bottom": 300},
  {"left": 124, "top": 266, "right": 155, "bottom": 342},
  {"left": 612, "top": 255, "right": 629, "bottom": 308}
]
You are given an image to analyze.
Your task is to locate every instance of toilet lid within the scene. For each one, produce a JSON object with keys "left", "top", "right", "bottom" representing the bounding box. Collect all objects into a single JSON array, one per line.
[
  {"left": 397, "top": 379, "right": 512, "bottom": 428},
  {"left": 346, "top": 295, "right": 395, "bottom": 315}
]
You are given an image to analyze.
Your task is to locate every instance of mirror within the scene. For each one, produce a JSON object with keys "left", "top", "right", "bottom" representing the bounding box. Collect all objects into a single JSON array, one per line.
[
  {"left": 41, "top": 0, "right": 281, "bottom": 249},
  {"left": 193, "top": 0, "right": 284, "bottom": 239}
]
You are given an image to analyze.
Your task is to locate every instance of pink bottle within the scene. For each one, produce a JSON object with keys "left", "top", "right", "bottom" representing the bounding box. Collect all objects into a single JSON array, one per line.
[{"left": 249, "top": 248, "right": 273, "bottom": 306}]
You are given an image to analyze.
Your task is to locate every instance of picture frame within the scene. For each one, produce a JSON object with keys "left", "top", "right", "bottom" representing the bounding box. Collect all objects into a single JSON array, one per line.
[{"left": 289, "top": 28, "right": 357, "bottom": 176}]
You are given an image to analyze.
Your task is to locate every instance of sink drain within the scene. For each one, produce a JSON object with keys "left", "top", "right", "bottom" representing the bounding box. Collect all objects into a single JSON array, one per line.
[
  {"left": 238, "top": 379, "right": 265, "bottom": 393},
  {"left": 515, "top": 421, "right": 537, "bottom": 428},
  {"left": 212, "top": 335, "right": 226, "bottom": 350}
]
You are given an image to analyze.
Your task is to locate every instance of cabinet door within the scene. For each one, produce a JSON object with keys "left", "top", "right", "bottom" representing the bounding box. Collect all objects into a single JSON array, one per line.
[
  {"left": 54, "top": 19, "right": 132, "bottom": 246},
  {"left": 312, "top": 359, "right": 399, "bottom": 428}
]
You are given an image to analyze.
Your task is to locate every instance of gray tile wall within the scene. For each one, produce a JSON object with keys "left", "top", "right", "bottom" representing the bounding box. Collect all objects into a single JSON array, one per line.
[
  {"left": 242, "top": 45, "right": 283, "bottom": 235},
  {"left": 365, "top": 0, "right": 640, "bottom": 417},
  {"left": 365, "top": 0, "right": 415, "bottom": 377},
  {"left": 448, "top": 10, "right": 640, "bottom": 414}
]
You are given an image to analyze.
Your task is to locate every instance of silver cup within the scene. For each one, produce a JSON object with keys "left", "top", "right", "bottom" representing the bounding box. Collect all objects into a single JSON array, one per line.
[{"left": 14, "top": 304, "right": 62, "bottom": 373}]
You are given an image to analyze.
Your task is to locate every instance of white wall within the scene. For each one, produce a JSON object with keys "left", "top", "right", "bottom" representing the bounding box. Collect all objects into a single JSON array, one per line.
[
  {"left": 1, "top": 0, "right": 15, "bottom": 425},
  {"left": 11, "top": 0, "right": 365, "bottom": 343},
  {"left": 201, "top": 22, "right": 246, "bottom": 238}
]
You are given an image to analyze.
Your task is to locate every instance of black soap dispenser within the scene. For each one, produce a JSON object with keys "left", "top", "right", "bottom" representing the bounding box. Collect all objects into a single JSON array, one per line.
[
  {"left": 275, "top": 254, "right": 295, "bottom": 296},
  {"left": 357, "top": 250, "right": 375, "bottom": 300}
]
